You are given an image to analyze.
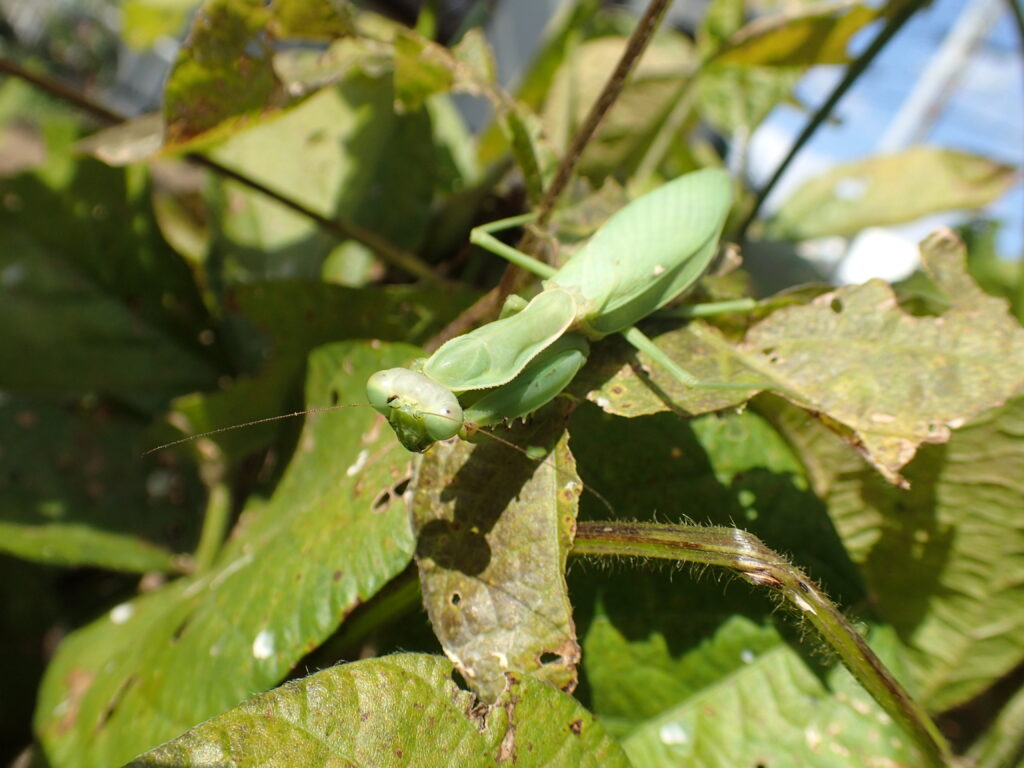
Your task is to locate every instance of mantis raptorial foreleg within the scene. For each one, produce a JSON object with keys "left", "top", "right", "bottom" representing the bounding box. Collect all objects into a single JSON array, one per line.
[{"left": 367, "top": 168, "right": 758, "bottom": 453}]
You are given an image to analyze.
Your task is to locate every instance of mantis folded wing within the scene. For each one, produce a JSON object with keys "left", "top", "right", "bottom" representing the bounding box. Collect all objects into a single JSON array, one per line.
[{"left": 367, "top": 168, "right": 733, "bottom": 452}]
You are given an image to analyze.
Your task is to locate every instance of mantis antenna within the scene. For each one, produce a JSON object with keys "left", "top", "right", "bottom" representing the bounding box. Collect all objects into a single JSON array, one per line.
[{"left": 144, "top": 400, "right": 616, "bottom": 514}]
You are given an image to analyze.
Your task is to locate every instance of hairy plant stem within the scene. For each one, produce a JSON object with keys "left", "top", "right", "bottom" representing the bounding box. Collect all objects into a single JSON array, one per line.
[
  {"left": 573, "top": 521, "right": 956, "bottom": 768},
  {"left": 736, "top": 0, "right": 924, "bottom": 240},
  {"left": 0, "top": 58, "right": 444, "bottom": 285}
]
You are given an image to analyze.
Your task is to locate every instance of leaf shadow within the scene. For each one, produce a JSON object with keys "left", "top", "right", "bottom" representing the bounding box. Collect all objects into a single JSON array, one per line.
[{"left": 415, "top": 409, "right": 569, "bottom": 577}]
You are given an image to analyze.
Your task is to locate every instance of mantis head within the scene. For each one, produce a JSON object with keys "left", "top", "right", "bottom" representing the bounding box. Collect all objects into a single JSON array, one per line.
[{"left": 366, "top": 368, "right": 464, "bottom": 452}]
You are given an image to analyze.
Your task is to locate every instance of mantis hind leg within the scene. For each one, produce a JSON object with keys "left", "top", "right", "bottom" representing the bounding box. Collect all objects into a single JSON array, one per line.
[{"left": 621, "top": 326, "right": 765, "bottom": 392}]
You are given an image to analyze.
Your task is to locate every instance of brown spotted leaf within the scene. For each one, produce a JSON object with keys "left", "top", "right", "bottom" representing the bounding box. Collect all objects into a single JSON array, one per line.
[
  {"left": 411, "top": 405, "right": 581, "bottom": 702},
  {"left": 736, "top": 229, "right": 1024, "bottom": 484}
]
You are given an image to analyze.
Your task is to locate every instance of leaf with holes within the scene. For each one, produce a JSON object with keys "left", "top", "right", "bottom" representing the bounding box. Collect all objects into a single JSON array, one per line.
[
  {"left": 411, "top": 402, "right": 582, "bottom": 703},
  {"left": 736, "top": 229, "right": 1024, "bottom": 484}
]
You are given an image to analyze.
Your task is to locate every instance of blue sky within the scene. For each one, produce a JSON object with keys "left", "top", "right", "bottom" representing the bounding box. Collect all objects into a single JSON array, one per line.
[{"left": 749, "top": 0, "right": 1023, "bottom": 261}]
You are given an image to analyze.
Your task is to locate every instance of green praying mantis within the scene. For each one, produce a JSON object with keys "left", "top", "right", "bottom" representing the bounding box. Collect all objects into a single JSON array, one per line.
[{"left": 367, "top": 167, "right": 743, "bottom": 452}]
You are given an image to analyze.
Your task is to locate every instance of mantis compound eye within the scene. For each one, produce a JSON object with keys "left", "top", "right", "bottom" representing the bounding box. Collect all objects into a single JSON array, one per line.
[{"left": 366, "top": 368, "right": 464, "bottom": 452}]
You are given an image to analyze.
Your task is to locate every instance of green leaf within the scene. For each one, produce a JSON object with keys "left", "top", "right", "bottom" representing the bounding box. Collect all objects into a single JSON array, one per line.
[
  {"left": 0, "top": 161, "right": 218, "bottom": 410},
  {"left": 34, "top": 342, "right": 418, "bottom": 767},
  {"left": 766, "top": 147, "right": 1017, "bottom": 240},
  {"left": 735, "top": 230, "right": 1024, "bottom": 484},
  {"left": 697, "top": 64, "right": 801, "bottom": 133},
  {"left": 412, "top": 404, "right": 581, "bottom": 702},
  {"left": 124, "top": 654, "right": 632, "bottom": 767},
  {"left": 618, "top": 620, "right": 924, "bottom": 767},
  {"left": 569, "top": 404, "right": 864, "bottom": 601},
  {"left": 825, "top": 393, "right": 1024, "bottom": 712},
  {"left": 122, "top": 0, "right": 198, "bottom": 50},
  {"left": 207, "top": 77, "right": 437, "bottom": 282},
  {"left": 0, "top": 398, "right": 201, "bottom": 571}
]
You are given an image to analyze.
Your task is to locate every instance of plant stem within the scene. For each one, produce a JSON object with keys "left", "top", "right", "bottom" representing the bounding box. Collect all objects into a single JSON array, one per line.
[
  {"left": 0, "top": 57, "right": 444, "bottom": 285},
  {"left": 634, "top": 71, "right": 702, "bottom": 181},
  {"left": 736, "top": 0, "right": 924, "bottom": 240},
  {"left": 431, "top": 1, "right": 673, "bottom": 349},
  {"left": 573, "top": 521, "right": 956, "bottom": 768},
  {"left": 194, "top": 483, "right": 231, "bottom": 573},
  {"left": 657, "top": 297, "right": 758, "bottom": 318},
  {"left": 534, "top": 0, "right": 672, "bottom": 225}
]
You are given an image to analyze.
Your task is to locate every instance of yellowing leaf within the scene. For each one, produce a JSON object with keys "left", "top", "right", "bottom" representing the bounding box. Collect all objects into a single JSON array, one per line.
[
  {"left": 737, "top": 229, "right": 1024, "bottom": 484},
  {"left": 767, "top": 147, "right": 1017, "bottom": 240}
]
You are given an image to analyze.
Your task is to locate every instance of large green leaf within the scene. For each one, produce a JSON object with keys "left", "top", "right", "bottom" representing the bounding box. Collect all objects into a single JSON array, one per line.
[
  {"left": 825, "top": 394, "right": 1024, "bottom": 713},
  {"left": 766, "top": 147, "right": 1017, "bottom": 240},
  {"left": 569, "top": 404, "right": 864, "bottom": 605},
  {"left": 0, "top": 398, "right": 201, "bottom": 571},
  {"left": 34, "top": 342, "right": 418, "bottom": 768},
  {"left": 207, "top": 77, "right": 437, "bottom": 283},
  {"left": 618, "top": 620, "right": 923, "bottom": 767},
  {"left": 412, "top": 405, "right": 581, "bottom": 703},
  {"left": 567, "top": 403, "right": 941, "bottom": 763},
  {"left": 592, "top": 232, "right": 1024, "bottom": 485},
  {"left": 124, "top": 654, "right": 632, "bottom": 767},
  {"left": 0, "top": 160, "right": 218, "bottom": 410}
]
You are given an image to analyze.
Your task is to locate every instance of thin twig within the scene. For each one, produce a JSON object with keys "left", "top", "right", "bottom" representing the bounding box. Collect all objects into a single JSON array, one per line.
[
  {"left": 736, "top": 0, "right": 924, "bottom": 240},
  {"left": 430, "top": 0, "right": 673, "bottom": 349},
  {"left": 0, "top": 58, "right": 123, "bottom": 123},
  {"left": 0, "top": 57, "right": 445, "bottom": 285},
  {"left": 534, "top": 0, "right": 673, "bottom": 226}
]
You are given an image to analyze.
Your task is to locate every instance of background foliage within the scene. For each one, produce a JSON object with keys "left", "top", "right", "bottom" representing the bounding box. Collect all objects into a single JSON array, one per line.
[{"left": 1, "top": 0, "right": 1022, "bottom": 766}]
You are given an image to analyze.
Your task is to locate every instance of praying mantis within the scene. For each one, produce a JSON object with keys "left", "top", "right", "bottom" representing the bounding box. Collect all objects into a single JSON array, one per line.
[{"left": 367, "top": 167, "right": 743, "bottom": 452}]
